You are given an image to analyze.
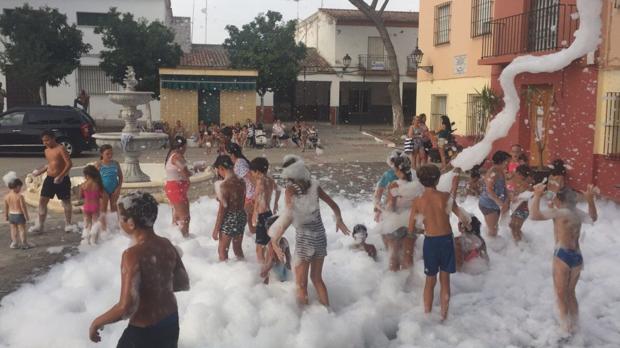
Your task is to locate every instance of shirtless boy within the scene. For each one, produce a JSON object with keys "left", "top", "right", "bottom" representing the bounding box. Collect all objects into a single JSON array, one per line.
[
  {"left": 350, "top": 224, "right": 377, "bottom": 260},
  {"left": 530, "top": 183, "right": 598, "bottom": 334},
  {"left": 408, "top": 165, "right": 470, "bottom": 321},
  {"left": 4, "top": 177, "right": 31, "bottom": 249},
  {"left": 212, "top": 155, "right": 247, "bottom": 261},
  {"left": 250, "top": 157, "right": 281, "bottom": 263},
  {"left": 30, "top": 130, "right": 74, "bottom": 233},
  {"left": 89, "top": 191, "right": 189, "bottom": 347}
]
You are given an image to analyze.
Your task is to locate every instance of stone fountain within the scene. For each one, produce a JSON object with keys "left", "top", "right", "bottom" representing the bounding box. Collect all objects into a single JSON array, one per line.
[{"left": 92, "top": 67, "right": 168, "bottom": 182}]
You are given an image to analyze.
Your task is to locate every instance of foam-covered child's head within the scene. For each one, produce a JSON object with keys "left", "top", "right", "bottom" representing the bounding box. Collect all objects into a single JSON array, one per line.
[
  {"left": 352, "top": 224, "right": 368, "bottom": 242},
  {"left": 250, "top": 157, "right": 269, "bottom": 174},
  {"left": 417, "top": 164, "right": 441, "bottom": 188},
  {"left": 554, "top": 187, "right": 578, "bottom": 209},
  {"left": 118, "top": 191, "right": 158, "bottom": 229}
]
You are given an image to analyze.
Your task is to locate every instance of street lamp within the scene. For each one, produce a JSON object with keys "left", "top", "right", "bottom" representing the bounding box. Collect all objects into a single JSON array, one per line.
[
  {"left": 342, "top": 53, "right": 352, "bottom": 70},
  {"left": 410, "top": 45, "right": 433, "bottom": 74}
]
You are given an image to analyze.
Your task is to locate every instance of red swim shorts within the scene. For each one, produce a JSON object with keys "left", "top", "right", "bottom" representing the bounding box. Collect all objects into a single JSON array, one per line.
[{"left": 165, "top": 180, "right": 190, "bottom": 204}]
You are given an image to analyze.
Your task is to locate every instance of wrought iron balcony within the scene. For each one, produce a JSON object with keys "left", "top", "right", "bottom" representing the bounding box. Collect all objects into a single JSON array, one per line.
[
  {"left": 358, "top": 55, "right": 392, "bottom": 72},
  {"left": 481, "top": 3, "right": 578, "bottom": 60}
]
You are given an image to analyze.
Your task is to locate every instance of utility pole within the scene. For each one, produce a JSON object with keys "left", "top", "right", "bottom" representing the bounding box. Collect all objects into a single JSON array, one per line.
[{"left": 201, "top": 0, "right": 208, "bottom": 43}]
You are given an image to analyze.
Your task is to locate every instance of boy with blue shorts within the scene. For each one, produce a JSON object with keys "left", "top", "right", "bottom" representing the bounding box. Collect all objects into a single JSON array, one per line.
[{"left": 408, "top": 165, "right": 470, "bottom": 321}]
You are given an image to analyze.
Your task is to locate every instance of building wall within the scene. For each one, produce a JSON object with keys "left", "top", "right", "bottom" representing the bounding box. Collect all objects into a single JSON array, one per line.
[
  {"left": 334, "top": 25, "right": 418, "bottom": 73},
  {"left": 0, "top": 0, "right": 171, "bottom": 123},
  {"left": 416, "top": 76, "right": 491, "bottom": 135},
  {"left": 296, "top": 12, "right": 337, "bottom": 64},
  {"left": 160, "top": 89, "right": 197, "bottom": 133},
  {"left": 594, "top": 69, "right": 620, "bottom": 154},
  {"left": 220, "top": 90, "right": 256, "bottom": 126},
  {"left": 417, "top": 0, "right": 493, "bottom": 82}
]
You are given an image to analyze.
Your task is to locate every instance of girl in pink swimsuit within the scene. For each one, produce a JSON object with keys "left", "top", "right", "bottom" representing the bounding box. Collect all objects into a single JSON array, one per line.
[{"left": 81, "top": 165, "right": 104, "bottom": 244}]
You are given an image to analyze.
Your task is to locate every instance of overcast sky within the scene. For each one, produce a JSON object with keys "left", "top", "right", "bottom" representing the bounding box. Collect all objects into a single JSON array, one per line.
[{"left": 171, "top": 0, "right": 420, "bottom": 45}]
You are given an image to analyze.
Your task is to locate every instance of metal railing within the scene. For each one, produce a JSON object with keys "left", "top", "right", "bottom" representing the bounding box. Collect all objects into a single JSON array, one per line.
[
  {"left": 604, "top": 92, "right": 620, "bottom": 159},
  {"left": 481, "top": 3, "right": 578, "bottom": 59},
  {"left": 358, "top": 55, "right": 391, "bottom": 71}
]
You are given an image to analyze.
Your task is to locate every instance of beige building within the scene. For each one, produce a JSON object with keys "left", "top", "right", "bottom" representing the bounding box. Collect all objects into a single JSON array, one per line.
[
  {"left": 415, "top": 0, "right": 493, "bottom": 143},
  {"left": 159, "top": 45, "right": 258, "bottom": 135}
]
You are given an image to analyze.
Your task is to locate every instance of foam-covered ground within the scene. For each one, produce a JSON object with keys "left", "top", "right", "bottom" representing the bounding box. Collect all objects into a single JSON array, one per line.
[{"left": 0, "top": 194, "right": 619, "bottom": 348}]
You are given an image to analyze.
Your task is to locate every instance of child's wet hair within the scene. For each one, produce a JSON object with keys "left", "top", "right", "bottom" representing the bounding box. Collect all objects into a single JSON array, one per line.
[
  {"left": 213, "top": 155, "right": 234, "bottom": 169},
  {"left": 417, "top": 164, "right": 441, "bottom": 187},
  {"left": 352, "top": 224, "right": 368, "bottom": 236},
  {"left": 556, "top": 187, "right": 577, "bottom": 208},
  {"left": 392, "top": 156, "right": 412, "bottom": 181},
  {"left": 118, "top": 191, "right": 158, "bottom": 228},
  {"left": 492, "top": 151, "right": 511, "bottom": 165},
  {"left": 516, "top": 164, "right": 531, "bottom": 178},
  {"left": 40, "top": 130, "right": 56, "bottom": 139},
  {"left": 99, "top": 144, "right": 113, "bottom": 159},
  {"left": 8, "top": 178, "right": 23, "bottom": 189},
  {"left": 550, "top": 159, "right": 567, "bottom": 176},
  {"left": 460, "top": 216, "right": 482, "bottom": 236},
  {"left": 250, "top": 157, "right": 269, "bottom": 173},
  {"left": 83, "top": 165, "right": 104, "bottom": 190}
]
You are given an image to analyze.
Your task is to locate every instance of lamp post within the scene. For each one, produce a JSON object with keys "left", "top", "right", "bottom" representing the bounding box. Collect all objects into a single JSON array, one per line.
[{"left": 410, "top": 44, "right": 433, "bottom": 74}]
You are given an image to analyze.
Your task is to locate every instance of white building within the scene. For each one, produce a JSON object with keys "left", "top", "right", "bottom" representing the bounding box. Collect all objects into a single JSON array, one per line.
[
  {"left": 0, "top": 0, "right": 191, "bottom": 126},
  {"left": 289, "top": 8, "right": 419, "bottom": 124}
]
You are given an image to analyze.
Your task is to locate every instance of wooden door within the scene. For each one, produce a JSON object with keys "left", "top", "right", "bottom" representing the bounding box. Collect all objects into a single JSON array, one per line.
[
  {"left": 527, "top": 84, "right": 553, "bottom": 168},
  {"left": 198, "top": 88, "right": 220, "bottom": 125}
]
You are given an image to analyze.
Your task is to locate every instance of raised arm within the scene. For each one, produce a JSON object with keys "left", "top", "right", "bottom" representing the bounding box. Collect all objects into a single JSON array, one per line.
[
  {"left": 529, "top": 184, "right": 554, "bottom": 221},
  {"left": 89, "top": 250, "right": 140, "bottom": 342},
  {"left": 318, "top": 186, "right": 350, "bottom": 235},
  {"left": 582, "top": 184, "right": 598, "bottom": 223}
]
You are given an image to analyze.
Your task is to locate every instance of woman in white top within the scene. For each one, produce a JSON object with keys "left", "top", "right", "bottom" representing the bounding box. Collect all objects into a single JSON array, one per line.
[
  {"left": 271, "top": 118, "right": 290, "bottom": 147},
  {"left": 164, "top": 136, "right": 192, "bottom": 237}
]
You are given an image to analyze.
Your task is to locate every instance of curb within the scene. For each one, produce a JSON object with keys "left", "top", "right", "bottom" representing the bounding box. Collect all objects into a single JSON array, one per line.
[{"left": 361, "top": 131, "right": 397, "bottom": 148}]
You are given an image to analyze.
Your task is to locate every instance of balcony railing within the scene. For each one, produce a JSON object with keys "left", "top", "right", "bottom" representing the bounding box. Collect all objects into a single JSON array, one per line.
[
  {"left": 358, "top": 55, "right": 392, "bottom": 72},
  {"left": 481, "top": 3, "right": 578, "bottom": 59}
]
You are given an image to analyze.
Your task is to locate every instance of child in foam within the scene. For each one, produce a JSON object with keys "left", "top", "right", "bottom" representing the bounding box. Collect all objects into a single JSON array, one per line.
[
  {"left": 250, "top": 157, "right": 281, "bottom": 263},
  {"left": 478, "top": 151, "right": 511, "bottom": 237},
  {"left": 226, "top": 143, "right": 256, "bottom": 235},
  {"left": 381, "top": 155, "right": 422, "bottom": 271},
  {"left": 164, "top": 136, "right": 192, "bottom": 238},
  {"left": 260, "top": 215, "right": 292, "bottom": 284},
  {"left": 454, "top": 216, "right": 489, "bottom": 272},
  {"left": 96, "top": 144, "right": 123, "bottom": 232},
  {"left": 89, "top": 191, "right": 189, "bottom": 346},
  {"left": 508, "top": 164, "right": 533, "bottom": 243},
  {"left": 269, "top": 155, "right": 350, "bottom": 306},
  {"left": 350, "top": 224, "right": 377, "bottom": 261},
  {"left": 80, "top": 165, "right": 104, "bottom": 245},
  {"left": 408, "top": 165, "right": 471, "bottom": 321},
  {"left": 530, "top": 183, "right": 598, "bottom": 334},
  {"left": 212, "top": 155, "right": 247, "bottom": 261},
  {"left": 373, "top": 150, "right": 402, "bottom": 226},
  {"left": 3, "top": 175, "right": 31, "bottom": 249}
]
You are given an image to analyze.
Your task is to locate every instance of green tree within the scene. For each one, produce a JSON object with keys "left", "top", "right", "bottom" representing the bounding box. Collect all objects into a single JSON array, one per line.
[
  {"left": 95, "top": 8, "right": 182, "bottom": 98},
  {"left": 0, "top": 5, "right": 91, "bottom": 104},
  {"left": 224, "top": 11, "right": 306, "bottom": 122}
]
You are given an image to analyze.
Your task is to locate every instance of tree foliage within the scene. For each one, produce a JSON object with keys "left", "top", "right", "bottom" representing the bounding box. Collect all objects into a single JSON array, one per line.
[
  {"left": 95, "top": 8, "right": 182, "bottom": 98},
  {"left": 224, "top": 11, "right": 306, "bottom": 99},
  {"left": 0, "top": 5, "right": 91, "bottom": 102}
]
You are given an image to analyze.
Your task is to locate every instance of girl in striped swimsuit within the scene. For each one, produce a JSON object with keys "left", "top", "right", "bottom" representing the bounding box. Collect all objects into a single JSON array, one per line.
[{"left": 269, "top": 155, "right": 350, "bottom": 306}]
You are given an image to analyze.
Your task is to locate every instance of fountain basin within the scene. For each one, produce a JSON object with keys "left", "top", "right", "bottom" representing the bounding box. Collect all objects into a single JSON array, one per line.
[
  {"left": 106, "top": 91, "right": 154, "bottom": 107},
  {"left": 24, "top": 163, "right": 215, "bottom": 213}
]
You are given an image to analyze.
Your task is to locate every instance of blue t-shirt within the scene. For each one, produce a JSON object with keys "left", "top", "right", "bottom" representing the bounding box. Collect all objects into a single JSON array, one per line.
[{"left": 378, "top": 169, "right": 398, "bottom": 188}]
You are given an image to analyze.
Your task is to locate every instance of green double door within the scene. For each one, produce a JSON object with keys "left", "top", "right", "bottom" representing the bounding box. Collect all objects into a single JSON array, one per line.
[{"left": 198, "top": 89, "right": 220, "bottom": 125}]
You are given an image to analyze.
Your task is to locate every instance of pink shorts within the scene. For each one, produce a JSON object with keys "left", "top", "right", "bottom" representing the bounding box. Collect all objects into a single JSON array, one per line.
[{"left": 165, "top": 180, "right": 190, "bottom": 204}]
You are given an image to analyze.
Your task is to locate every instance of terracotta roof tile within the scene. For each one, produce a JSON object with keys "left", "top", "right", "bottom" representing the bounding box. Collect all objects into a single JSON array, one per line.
[
  {"left": 180, "top": 44, "right": 231, "bottom": 68},
  {"left": 301, "top": 48, "right": 334, "bottom": 73}
]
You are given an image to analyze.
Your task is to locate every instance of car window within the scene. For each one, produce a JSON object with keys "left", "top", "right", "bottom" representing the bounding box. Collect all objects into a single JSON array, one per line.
[
  {"left": 26, "top": 110, "right": 64, "bottom": 125},
  {"left": 0, "top": 112, "right": 25, "bottom": 127}
]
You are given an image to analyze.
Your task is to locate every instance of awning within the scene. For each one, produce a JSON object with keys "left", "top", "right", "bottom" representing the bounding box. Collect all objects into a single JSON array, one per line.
[{"left": 160, "top": 75, "right": 256, "bottom": 91}]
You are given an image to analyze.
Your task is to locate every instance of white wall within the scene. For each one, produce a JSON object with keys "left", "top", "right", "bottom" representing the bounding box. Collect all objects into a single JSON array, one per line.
[
  {"left": 0, "top": 0, "right": 167, "bottom": 123},
  {"left": 296, "top": 12, "right": 337, "bottom": 64},
  {"left": 335, "top": 24, "right": 418, "bottom": 77}
]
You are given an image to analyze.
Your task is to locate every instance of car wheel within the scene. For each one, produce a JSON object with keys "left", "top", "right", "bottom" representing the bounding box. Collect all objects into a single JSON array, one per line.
[{"left": 58, "top": 138, "right": 75, "bottom": 156}]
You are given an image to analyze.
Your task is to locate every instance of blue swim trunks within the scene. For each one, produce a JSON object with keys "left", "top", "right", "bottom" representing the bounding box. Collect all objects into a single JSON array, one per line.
[
  {"left": 423, "top": 234, "right": 456, "bottom": 276},
  {"left": 554, "top": 248, "right": 583, "bottom": 269}
]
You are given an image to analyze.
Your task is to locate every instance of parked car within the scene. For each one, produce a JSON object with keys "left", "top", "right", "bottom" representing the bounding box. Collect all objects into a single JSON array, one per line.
[{"left": 0, "top": 106, "right": 97, "bottom": 156}]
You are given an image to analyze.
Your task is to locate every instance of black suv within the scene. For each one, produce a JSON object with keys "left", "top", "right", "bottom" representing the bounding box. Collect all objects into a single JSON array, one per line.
[{"left": 0, "top": 106, "right": 97, "bottom": 156}]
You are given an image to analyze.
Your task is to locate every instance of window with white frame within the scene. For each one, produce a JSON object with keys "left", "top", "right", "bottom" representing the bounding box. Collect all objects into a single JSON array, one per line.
[{"left": 77, "top": 66, "right": 120, "bottom": 95}]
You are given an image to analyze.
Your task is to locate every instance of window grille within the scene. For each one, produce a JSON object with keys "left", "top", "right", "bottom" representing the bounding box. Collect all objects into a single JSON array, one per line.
[
  {"left": 603, "top": 92, "right": 620, "bottom": 159},
  {"left": 434, "top": 2, "right": 451, "bottom": 45},
  {"left": 471, "top": 0, "right": 493, "bottom": 37},
  {"left": 77, "top": 66, "right": 120, "bottom": 95},
  {"left": 466, "top": 94, "right": 488, "bottom": 138}
]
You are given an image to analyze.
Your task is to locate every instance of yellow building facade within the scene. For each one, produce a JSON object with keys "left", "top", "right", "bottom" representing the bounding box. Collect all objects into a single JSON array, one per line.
[{"left": 415, "top": 0, "right": 493, "bottom": 141}]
